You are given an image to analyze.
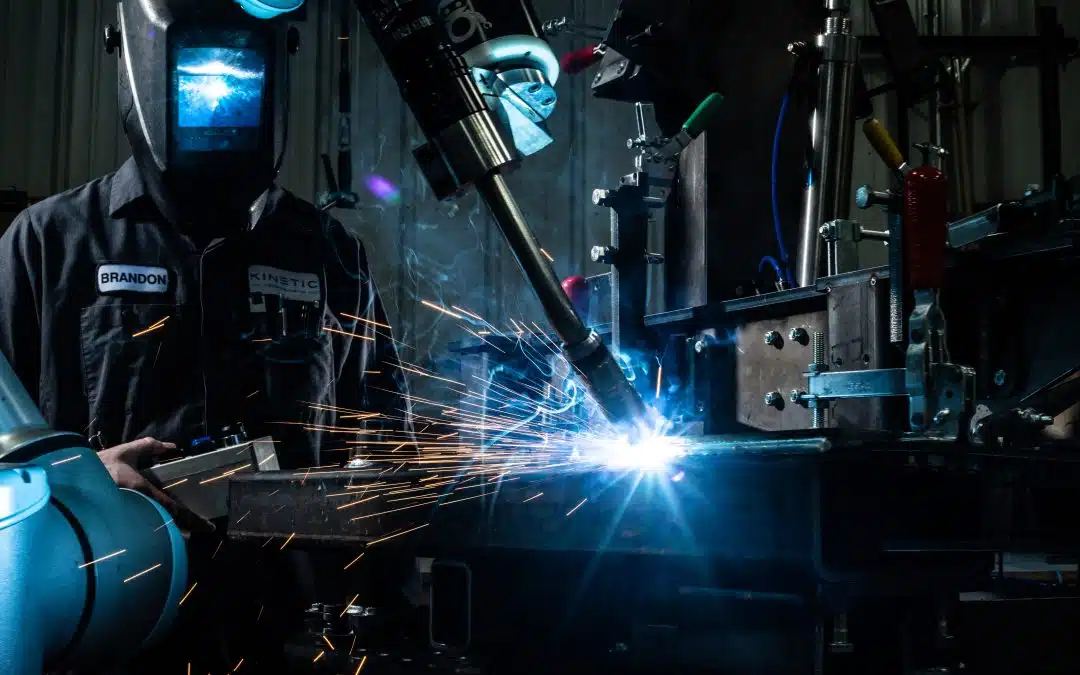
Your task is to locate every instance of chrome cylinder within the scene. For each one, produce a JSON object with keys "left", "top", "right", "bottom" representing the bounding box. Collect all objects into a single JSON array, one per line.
[{"left": 796, "top": 17, "right": 859, "bottom": 288}]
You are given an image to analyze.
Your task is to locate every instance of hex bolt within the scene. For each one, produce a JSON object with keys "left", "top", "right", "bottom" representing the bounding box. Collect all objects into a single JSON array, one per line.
[
  {"left": 591, "top": 245, "right": 617, "bottom": 265},
  {"left": 764, "top": 330, "right": 783, "bottom": 348},
  {"left": 829, "top": 613, "right": 854, "bottom": 654},
  {"left": 789, "top": 327, "right": 809, "bottom": 346},
  {"left": 764, "top": 391, "right": 783, "bottom": 409},
  {"left": 694, "top": 340, "right": 707, "bottom": 354},
  {"left": 790, "top": 390, "right": 808, "bottom": 406},
  {"left": 993, "top": 369, "right": 1007, "bottom": 387}
]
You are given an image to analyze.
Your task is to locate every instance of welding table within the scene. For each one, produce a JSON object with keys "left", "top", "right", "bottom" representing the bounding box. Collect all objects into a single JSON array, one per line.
[{"left": 223, "top": 431, "right": 1080, "bottom": 674}]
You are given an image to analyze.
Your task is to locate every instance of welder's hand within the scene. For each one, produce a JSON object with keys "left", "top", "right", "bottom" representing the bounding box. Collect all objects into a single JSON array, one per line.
[{"left": 97, "top": 437, "right": 215, "bottom": 533}]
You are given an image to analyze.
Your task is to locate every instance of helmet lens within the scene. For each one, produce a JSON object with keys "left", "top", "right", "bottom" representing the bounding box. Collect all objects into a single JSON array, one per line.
[{"left": 174, "top": 46, "right": 266, "bottom": 152}]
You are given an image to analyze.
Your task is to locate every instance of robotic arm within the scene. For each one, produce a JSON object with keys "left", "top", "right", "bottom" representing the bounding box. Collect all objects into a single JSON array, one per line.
[
  {"left": 0, "top": 351, "right": 186, "bottom": 674},
  {"left": 352, "top": 0, "right": 648, "bottom": 430}
]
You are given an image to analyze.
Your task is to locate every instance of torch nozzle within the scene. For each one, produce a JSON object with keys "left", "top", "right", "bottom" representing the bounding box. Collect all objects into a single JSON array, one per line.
[{"left": 565, "top": 332, "right": 650, "bottom": 433}]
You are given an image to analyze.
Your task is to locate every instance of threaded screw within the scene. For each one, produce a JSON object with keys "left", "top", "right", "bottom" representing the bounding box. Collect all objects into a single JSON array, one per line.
[{"left": 812, "top": 331, "right": 826, "bottom": 367}]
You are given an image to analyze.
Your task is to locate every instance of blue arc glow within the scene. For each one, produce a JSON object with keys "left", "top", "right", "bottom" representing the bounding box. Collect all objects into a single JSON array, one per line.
[
  {"left": 176, "top": 48, "right": 265, "bottom": 129},
  {"left": 234, "top": 0, "right": 304, "bottom": 20}
]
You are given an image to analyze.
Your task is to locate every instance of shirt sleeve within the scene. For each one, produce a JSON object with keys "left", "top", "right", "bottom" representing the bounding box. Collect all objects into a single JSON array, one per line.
[
  {"left": 0, "top": 211, "right": 43, "bottom": 408},
  {"left": 325, "top": 220, "right": 415, "bottom": 449}
]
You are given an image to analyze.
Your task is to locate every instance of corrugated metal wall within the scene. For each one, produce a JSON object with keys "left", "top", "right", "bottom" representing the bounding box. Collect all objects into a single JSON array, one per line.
[{"left": 0, "top": 0, "right": 1076, "bottom": 361}]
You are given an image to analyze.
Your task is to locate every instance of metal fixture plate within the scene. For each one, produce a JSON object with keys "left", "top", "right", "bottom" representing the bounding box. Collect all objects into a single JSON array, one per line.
[{"left": 736, "top": 311, "right": 827, "bottom": 431}]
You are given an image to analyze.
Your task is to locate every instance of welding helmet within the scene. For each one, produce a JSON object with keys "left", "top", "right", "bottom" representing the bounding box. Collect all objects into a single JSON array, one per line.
[{"left": 108, "top": 0, "right": 301, "bottom": 228}]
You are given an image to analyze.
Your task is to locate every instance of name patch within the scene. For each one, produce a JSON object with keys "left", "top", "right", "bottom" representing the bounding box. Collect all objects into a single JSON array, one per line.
[
  {"left": 97, "top": 264, "right": 170, "bottom": 294},
  {"left": 248, "top": 265, "right": 321, "bottom": 303}
]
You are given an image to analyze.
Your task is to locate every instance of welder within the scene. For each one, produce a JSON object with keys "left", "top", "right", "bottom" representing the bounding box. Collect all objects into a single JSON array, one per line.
[
  {"left": 0, "top": 0, "right": 410, "bottom": 671},
  {"left": 0, "top": 0, "right": 409, "bottom": 482}
]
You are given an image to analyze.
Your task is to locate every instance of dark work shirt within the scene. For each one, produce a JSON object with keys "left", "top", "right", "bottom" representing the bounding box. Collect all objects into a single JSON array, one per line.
[{"left": 0, "top": 157, "right": 411, "bottom": 468}]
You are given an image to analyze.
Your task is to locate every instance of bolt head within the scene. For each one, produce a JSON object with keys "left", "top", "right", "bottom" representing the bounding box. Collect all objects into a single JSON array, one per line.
[
  {"left": 764, "top": 330, "right": 782, "bottom": 346},
  {"left": 789, "top": 327, "right": 808, "bottom": 345},
  {"left": 590, "top": 246, "right": 609, "bottom": 264},
  {"left": 592, "top": 189, "right": 609, "bottom": 206},
  {"left": 993, "top": 369, "right": 1007, "bottom": 387},
  {"left": 790, "top": 390, "right": 802, "bottom": 404},
  {"left": 694, "top": 340, "right": 706, "bottom": 354},
  {"left": 764, "top": 391, "right": 782, "bottom": 408}
]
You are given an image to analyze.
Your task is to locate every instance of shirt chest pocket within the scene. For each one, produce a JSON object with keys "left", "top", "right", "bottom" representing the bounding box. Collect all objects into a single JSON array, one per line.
[
  {"left": 254, "top": 331, "right": 337, "bottom": 423},
  {"left": 80, "top": 303, "right": 200, "bottom": 442}
]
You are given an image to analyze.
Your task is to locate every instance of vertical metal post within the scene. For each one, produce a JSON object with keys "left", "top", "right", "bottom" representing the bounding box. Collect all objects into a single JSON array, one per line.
[
  {"left": 796, "top": 6, "right": 860, "bottom": 288},
  {"left": 1038, "top": 6, "right": 1063, "bottom": 186}
]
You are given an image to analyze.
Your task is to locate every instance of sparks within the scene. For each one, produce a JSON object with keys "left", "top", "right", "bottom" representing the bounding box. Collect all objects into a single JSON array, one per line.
[
  {"left": 421, "top": 299, "right": 463, "bottom": 319},
  {"left": 522, "top": 492, "right": 543, "bottom": 503},
  {"left": 566, "top": 498, "right": 587, "bottom": 517},
  {"left": 132, "top": 316, "right": 169, "bottom": 338},
  {"left": 233, "top": 658, "right": 244, "bottom": 671},
  {"left": 340, "top": 312, "right": 392, "bottom": 329},
  {"left": 279, "top": 532, "right": 296, "bottom": 550},
  {"left": 50, "top": 454, "right": 81, "bottom": 466},
  {"left": 355, "top": 655, "right": 368, "bottom": 673},
  {"left": 123, "top": 563, "right": 162, "bottom": 583},
  {"left": 540, "top": 248, "right": 555, "bottom": 262},
  {"left": 322, "top": 634, "right": 336, "bottom": 650},
  {"left": 163, "top": 477, "right": 188, "bottom": 489},
  {"left": 78, "top": 549, "right": 127, "bottom": 569},
  {"left": 366, "top": 522, "right": 430, "bottom": 546},
  {"left": 344, "top": 552, "right": 365, "bottom": 570},
  {"left": 655, "top": 364, "right": 663, "bottom": 399},
  {"left": 179, "top": 582, "right": 198, "bottom": 606},
  {"left": 340, "top": 593, "right": 359, "bottom": 617},
  {"left": 313, "top": 651, "right": 325, "bottom": 663},
  {"left": 323, "top": 325, "right": 376, "bottom": 341}
]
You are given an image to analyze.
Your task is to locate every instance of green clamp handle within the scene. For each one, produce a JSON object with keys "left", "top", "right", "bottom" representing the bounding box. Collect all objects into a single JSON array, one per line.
[{"left": 682, "top": 92, "right": 724, "bottom": 139}]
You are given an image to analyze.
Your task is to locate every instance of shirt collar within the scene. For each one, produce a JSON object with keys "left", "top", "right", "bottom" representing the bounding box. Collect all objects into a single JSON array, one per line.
[
  {"left": 107, "top": 156, "right": 291, "bottom": 226},
  {"left": 108, "top": 156, "right": 154, "bottom": 218}
]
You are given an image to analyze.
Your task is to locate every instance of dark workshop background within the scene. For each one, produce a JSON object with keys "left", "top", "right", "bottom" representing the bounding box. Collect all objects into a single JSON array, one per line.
[{"left": 1, "top": 0, "right": 1078, "bottom": 371}]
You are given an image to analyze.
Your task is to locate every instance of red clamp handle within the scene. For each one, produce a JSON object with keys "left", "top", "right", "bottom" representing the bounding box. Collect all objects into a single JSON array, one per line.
[
  {"left": 561, "top": 45, "right": 604, "bottom": 75},
  {"left": 902, "top": 165, "right": 949, "bottom": 290}
]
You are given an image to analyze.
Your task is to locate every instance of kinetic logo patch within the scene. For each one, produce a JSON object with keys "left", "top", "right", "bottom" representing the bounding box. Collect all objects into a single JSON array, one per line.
[
  {"left": 97, "top": 264, "right": 170, "bottom": 294},
  {"left": 248, "top": 265, "right": 321, "bottom": 303}
]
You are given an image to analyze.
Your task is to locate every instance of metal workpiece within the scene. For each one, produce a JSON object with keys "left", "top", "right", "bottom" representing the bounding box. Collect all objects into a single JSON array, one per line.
[
  {"left": 146, "top": 437, "right": 279, "bottom": 520},
  {"left": 796, "top": 14, "right": 859, "bottom": 288}
]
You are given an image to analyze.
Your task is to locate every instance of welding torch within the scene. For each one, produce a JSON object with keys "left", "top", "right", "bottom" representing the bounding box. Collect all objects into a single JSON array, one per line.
[{"left": 352, "top": 1, "right": 648, "bottom": 430}]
